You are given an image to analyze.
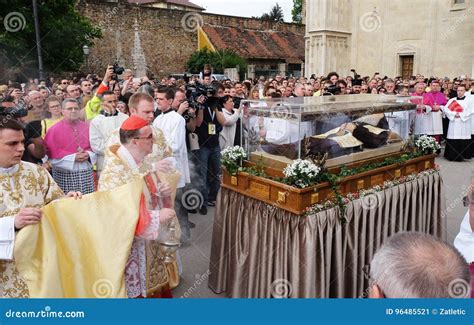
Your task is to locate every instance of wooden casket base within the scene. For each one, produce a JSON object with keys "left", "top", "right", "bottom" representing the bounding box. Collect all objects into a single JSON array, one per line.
[{"left": 222, "top": 153, "right": 436, "bottom": 215}]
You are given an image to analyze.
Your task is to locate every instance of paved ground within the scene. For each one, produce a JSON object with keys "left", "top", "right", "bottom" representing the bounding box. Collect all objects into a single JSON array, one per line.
[{"left": 172, "top": 155, "right": 473, "bottom": 298}]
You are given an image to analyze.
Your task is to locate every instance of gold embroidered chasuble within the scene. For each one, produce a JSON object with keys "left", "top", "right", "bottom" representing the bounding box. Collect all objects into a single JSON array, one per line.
[
  {"left": 99, "top": 145, "right": 181, "bottom": 297},
  {"left": 0, "top": 162, "right": 64, "bottom": 298},
  {"left": 106, "top": 125, "right": 173, "bottom": 172}
]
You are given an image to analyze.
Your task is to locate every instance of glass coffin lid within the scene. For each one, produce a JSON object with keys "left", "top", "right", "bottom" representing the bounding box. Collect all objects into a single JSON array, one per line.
[{"left": 240, "top": 94, "right": 420, "bottom": 169}]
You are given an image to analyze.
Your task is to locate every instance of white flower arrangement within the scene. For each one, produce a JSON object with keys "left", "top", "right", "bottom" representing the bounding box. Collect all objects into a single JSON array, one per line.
[
  {"left": 283, "top": 159, "right": 321, "bottom": 188},
  {"left": 415, "top": 135, "right": 440, "bottom": 154},
  {"left": 221, "top": 146, "right": 247, "bottom": 175}
]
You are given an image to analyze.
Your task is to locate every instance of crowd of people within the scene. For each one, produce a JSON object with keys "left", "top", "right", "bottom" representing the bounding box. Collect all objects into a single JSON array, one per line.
[{"left": 0, "top": 64, "right": 473, "bottom": 298}]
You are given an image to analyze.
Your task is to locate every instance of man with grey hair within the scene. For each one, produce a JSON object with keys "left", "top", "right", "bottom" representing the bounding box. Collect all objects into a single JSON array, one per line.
[
  {"left": 44, "top": 98, "right": 96, "bottom": 194},
  {"left": 368, "top": 232, "right": 471, "bottom": 298},
  {"left": 27, "top": 90, "right": 45, "bottom": 120},
  {"left": 294, "top": 83, "right": 305, "bottom": 97}
]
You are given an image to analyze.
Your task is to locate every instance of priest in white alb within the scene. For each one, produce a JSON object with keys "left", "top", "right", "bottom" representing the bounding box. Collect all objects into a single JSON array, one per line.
[
  {"left": 0, "top": 119, "right": 80, "bottom": 298},
  {"left": 443, "top": 85, "right": 473, "bottom": 161},
  {"left": 152, "top": 86, "right": 192, "bottom": 242}
]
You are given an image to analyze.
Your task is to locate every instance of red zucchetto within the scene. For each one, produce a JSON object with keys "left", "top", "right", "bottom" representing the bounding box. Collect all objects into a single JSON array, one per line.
[{"left": 120, "top": 115, "right": 149, "bottom": 131}]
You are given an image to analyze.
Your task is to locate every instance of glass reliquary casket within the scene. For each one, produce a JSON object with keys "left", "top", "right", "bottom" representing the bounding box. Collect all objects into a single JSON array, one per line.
[{"left": 222, "top": 95, "right": 437, "bottom": 215}]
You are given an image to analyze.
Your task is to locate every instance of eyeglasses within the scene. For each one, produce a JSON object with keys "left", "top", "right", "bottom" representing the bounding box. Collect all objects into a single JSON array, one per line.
[
  {"left": 134, "top": 134, "right": 153, "bottom": 140},
  {"left": 64, "top": 107, "right": 80, "bottom": 111}
]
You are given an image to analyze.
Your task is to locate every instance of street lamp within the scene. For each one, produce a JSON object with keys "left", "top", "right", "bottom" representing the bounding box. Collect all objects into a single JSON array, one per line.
[{"left": 83, "top": 45, "right": 90, "bottom": 72}]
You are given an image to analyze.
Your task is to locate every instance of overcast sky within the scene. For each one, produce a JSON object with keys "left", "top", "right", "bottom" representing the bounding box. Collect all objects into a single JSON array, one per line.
[{"left": 192, "top": 0, "right": 294, "bottom": 22}]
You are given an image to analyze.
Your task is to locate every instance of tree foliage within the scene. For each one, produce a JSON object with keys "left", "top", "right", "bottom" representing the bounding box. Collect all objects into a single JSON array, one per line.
[
  {"left": 260, "top": 3, "right": 284, "bottom": 22},
  {"left": 186, "top": 48, "right": 247, "bottom": 77},
  {"left": 0, "top": 0, "right": 101, "bottom": 80},
  {"left": 292, "top": 0, "right": 303, "bottom": 24}
]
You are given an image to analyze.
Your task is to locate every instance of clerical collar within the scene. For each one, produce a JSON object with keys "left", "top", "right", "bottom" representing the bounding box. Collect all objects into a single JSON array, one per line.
[
  {"left": 457, "top": 96, "right": 466, "bottom": 100},
  {"left": 161, "top": 108, "right": 174, "bottom": 115},
  {"left": 0, "top": 164, "right": 19, "bottom": 175},
  {"left": 100, "top": 110, "right": 119, "bottom": 117},
  {"left": 117, "top": 146, "right": 140, "bottom": 171}
]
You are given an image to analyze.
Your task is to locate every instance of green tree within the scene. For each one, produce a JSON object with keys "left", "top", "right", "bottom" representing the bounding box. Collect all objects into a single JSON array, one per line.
[
  {"left": 292, "top": 0, "right": 303, "bottom": 24},
  {"left": 260, "top": 3, "right": 284, "bottom": 22},
  {"left": 186, "top": 48, "right": 247, "bottom": 79},
  {"left": 0, "top": 0, "right": 101, "bottom": 80}
]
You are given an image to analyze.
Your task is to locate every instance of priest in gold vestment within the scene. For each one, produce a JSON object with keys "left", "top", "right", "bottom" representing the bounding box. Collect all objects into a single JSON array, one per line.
[
  {"left": 0, "top": 119, "right": 80, "bottom": 298},
  {"left": 99, "top": 115, "right": 181, "bottom": 298}
]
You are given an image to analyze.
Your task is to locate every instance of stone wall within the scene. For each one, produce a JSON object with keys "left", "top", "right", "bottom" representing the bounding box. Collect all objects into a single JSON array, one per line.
[{"left": 77, "top": 0, "right": 304, "bottom": 78}]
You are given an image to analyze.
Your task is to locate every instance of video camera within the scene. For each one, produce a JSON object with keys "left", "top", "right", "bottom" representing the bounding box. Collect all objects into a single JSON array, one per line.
[{"left": 185, "top": 82, "right": 218, "bottom": 111}]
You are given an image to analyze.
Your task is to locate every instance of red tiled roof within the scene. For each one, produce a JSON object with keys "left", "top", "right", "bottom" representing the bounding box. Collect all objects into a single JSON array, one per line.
[
  {"left": 167, "top": 0, "right": 203, "bottom": 10},
  {"left": 127, "top": 0, "right": 204, "bottom": 10},
  {"left": 202, "top": 24, "right": 305, "bottom": 62}
]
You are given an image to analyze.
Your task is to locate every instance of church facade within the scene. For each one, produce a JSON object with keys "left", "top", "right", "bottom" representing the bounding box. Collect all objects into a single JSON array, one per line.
[{"left": 304, "top": 0, "right": 474, "bottom": 78}]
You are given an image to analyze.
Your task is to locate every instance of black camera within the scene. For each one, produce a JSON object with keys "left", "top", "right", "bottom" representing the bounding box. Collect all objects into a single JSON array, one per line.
[
  {"left": 185, "top": 82, "right": 217, "bottom": 110},
  {"left": 324, "top": 85, "right": 341, "bottom": 95},
  {"left": 0, "top": 97, "right": 28, "bottom": 118},
  {"left": 233, "top": 96, "right": 242, "bottom": 109},
  {"left": 113, "top": 63, "right": 124, "bottom": 75},
  {"left": 112, "top": 63, "right": 125, "bottom": 81}
]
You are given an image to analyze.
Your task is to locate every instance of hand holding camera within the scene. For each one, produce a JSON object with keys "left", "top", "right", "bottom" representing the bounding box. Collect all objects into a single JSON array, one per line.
[
  {"left": 103, "top": 65, "right": 114, "bottom": 83},
  {"left": 111, "top": 63, "right": 124, "bottom": 81}
]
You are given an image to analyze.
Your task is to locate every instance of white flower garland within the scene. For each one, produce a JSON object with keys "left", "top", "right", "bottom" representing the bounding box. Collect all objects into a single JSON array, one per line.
[
  {"left": 221, "top": 146, "right": 247, "bottom": 175},
  {"left": 221, "top": 145, "right": 247, "bottom": 162},
  {"left": 415, "top": 135, "right": 440, "bottom": 154},
  {"left": 283, "top": 159, "right": 321, "bottom": 188}
]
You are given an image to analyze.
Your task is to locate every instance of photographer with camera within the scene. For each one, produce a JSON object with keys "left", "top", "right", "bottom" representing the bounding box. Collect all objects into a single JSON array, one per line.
[
  {"left": 173, "top": 88, "right": 197, "bottom": 135},
  {"left": 7, "top": 83, "right": 23, "bottom": 103},
  {"left": 193, "top": 81, "right": 226, "bottom": 214},
  {"left": 83, "top": 65, "right": 118, "bottom": 121}
]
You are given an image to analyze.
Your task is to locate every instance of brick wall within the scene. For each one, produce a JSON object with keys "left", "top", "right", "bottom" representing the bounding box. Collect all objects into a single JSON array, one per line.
[{"left": 77, "top": 0, "right": 304, "bottom": 78}]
